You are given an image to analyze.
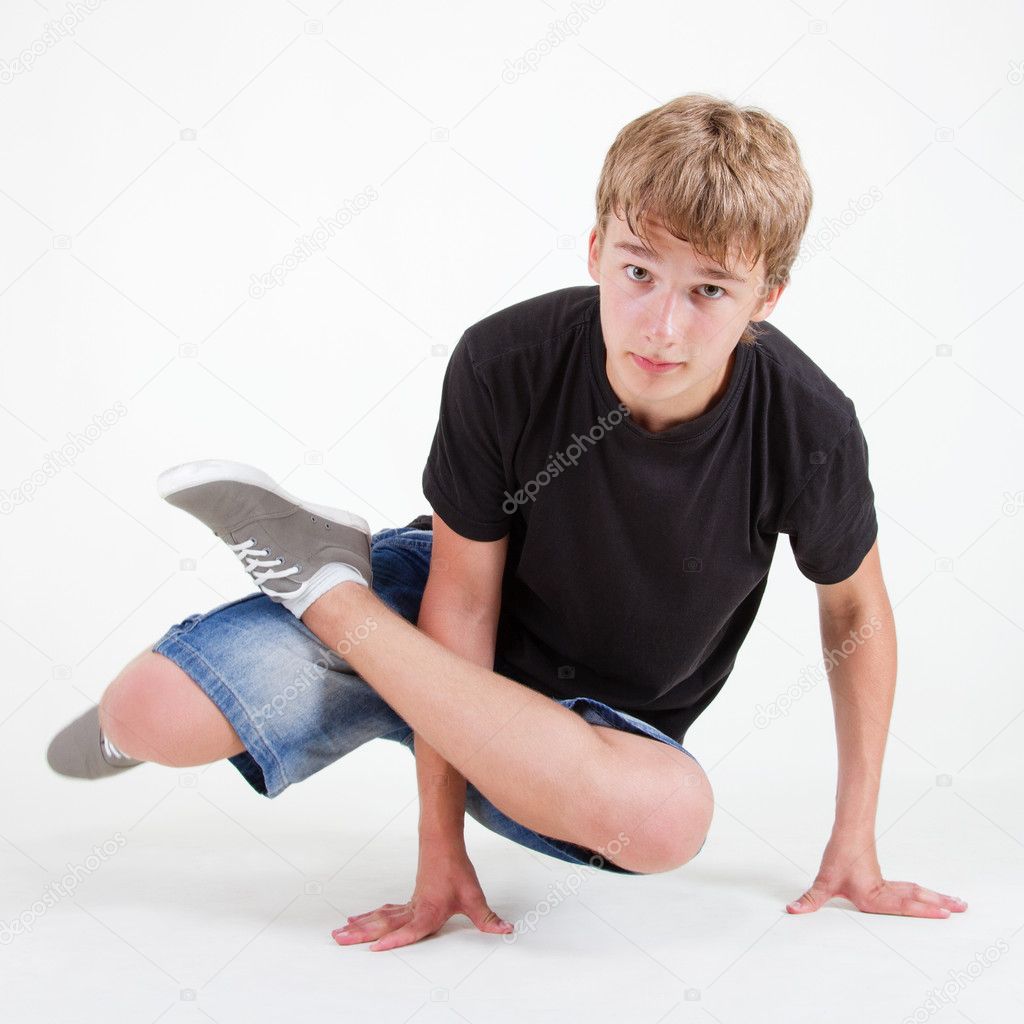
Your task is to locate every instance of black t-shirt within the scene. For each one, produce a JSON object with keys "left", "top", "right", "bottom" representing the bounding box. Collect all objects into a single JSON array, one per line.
[{"left": 422, "top": 284, "right": 878, "bottom": 743}]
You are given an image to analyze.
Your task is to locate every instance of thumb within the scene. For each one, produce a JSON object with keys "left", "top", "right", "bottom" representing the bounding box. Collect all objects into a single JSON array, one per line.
[
  {"left": 466, "top": 898, "right": 513, "bottom": 934},
  {"left": 787, "top": 884, "right": 830, "bottom": 914}
]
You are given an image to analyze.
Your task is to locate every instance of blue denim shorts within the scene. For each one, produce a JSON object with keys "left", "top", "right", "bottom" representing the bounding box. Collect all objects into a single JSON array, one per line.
[{"left": 150, "top": 525, "right": 704, "bottom": 875}]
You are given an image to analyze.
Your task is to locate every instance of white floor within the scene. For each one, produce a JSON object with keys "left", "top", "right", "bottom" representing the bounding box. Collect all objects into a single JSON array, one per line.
[{"left": 6, "top": 690, "right": 1022, "bottom": 1023}]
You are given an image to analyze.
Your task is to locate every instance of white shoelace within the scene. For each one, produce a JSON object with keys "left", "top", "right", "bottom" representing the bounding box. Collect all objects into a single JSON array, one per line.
[
  {"left": 229, "top": 537, "right": 307, "bottom": 595},
  {"left": 100, "top": 731, "right": 135, "bottom": 764}
]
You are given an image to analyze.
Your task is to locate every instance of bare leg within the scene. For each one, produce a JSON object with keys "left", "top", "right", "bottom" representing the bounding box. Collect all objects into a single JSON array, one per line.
[
  {"left": 99, "top": 647, "right": 245, "bottom": 767},
  {"left": 302, "top": 582, "right": 712, "bottom": 863}
]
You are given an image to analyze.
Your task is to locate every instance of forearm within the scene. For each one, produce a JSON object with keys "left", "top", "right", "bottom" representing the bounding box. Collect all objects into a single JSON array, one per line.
[
  {"left": 413, "top": 595, "right": 500, "bottom": 843},
  {"left": 414, "top": 735, "right": 469, "bottom": 844},
  {"left": 820, "top": 601, "right": 897, "bottom": 836}
]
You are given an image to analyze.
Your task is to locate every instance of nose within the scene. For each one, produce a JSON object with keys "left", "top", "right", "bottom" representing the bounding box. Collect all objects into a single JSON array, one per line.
[{"left": 647, "top": 290, "right": 685, "bottom": 344}]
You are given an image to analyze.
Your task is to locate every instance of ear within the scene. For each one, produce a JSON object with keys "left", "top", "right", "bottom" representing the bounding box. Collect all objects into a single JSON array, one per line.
[
  {"left": 587, "top": 226, "right": 601, "bottom": 284},
  {"left": 750, "top": 280, "right": 787, "bottom": 322}
]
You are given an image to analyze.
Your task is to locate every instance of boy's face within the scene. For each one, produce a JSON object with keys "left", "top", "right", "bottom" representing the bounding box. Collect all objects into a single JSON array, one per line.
[{"left": 587, "top": 211, "right": 785, "bottom": 433}]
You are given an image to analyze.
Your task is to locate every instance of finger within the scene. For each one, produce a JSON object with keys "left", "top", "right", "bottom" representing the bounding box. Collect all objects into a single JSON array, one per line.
[
  {"left": 903, "top": 887, "right": 968, "bottom": 912},
  {"left": 862, "top": 884, "right": 966, "bottom": 916},
  {"left": 369, "top": 920, "right": 438, "bottom": 952},
  {"left": 898, "top": 899, "right": 952, "bottom": 919},
  {"left": 333, "top": 908, "right": 413, "bottom": 945},
  {"left": 345, "top": 904, "right": 407, "bottom": 924},
  {"left": 853, "top": 887, "right": 949, "bottom": 918},
  {"left": 348, "top": 902, "right": 404, "bottom": 919},
  {"left": 465, "top": 901, "right": 513, "bottom": 933},
  {"left": 787, "top": 887, "right": 831, "bottom": 914}
]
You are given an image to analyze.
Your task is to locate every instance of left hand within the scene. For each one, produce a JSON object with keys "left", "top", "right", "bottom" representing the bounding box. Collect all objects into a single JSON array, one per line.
[{"left": 787, "top": 834, "right": 968, "bottom": 918}]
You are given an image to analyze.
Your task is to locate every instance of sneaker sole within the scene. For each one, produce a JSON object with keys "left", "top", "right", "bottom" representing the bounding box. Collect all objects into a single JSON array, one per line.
[{"left": 156, "top": 459, "right": 372, "bottom": 537}]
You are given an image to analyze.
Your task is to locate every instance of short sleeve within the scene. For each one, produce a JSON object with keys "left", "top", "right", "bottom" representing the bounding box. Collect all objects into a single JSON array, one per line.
[
  {"left": 780, "top": 416, "right": 879, "bottom": 584},
  {"left": 422, "top": 334, "right": 513, "bottom": 541}
]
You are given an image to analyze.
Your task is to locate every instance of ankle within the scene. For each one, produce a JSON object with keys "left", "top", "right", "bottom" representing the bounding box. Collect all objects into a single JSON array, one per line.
[{"left": 301, "top": 578, "right": 371, "bottom": 629}]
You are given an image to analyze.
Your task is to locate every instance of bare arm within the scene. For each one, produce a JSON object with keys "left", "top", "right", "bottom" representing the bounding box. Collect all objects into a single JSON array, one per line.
[
  {"left": 413, "top": 515, "right": 507, "bottom": 846},
  {"left": 332, "top": 515, "right": 511, "bottom": 951},
  {"left": 786, "top": 541, "right": 968, "bottom": 919}
]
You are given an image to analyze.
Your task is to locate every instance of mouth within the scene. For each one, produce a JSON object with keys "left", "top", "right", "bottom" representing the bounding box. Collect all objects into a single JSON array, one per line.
[{"left": 630, "top": 352, "right": 683, "bottom": 375}]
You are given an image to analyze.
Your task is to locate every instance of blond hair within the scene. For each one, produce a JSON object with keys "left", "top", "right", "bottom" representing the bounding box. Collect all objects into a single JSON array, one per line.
[{"left": 594, "top": 93, "right": 813, "bottom": 344}]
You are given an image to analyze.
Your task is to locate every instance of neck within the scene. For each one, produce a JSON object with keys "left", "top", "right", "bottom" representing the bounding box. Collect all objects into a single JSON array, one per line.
[{"left": 611, "top": 347, "right": 737, "bottom": 434}]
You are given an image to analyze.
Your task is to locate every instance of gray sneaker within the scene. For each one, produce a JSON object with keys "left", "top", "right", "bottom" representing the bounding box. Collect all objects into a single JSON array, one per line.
[
  {"left": 157, "top": 459, "right": 373, "bottom": 616},
  {"left": 47, "top": 705, "right": 143, "bottom": 779}
]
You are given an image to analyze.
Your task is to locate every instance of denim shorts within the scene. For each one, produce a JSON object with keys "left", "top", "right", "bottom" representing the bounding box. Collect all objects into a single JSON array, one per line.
[{"left": 150, "top": 525, "right": 705, "bottom": 875}]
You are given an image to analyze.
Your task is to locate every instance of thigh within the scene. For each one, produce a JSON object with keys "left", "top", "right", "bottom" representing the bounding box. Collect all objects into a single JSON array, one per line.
[
  {"left": 447, "top": 697, "right": 709, "bottom": 874},
  {"left": 148, "top": 526, "right": 433, "bottom": 797}
]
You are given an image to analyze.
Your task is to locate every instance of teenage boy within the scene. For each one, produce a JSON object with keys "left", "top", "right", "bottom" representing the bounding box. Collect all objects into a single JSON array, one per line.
[{"left": 48, "top": 94, "right": 967, "bottom": 951}]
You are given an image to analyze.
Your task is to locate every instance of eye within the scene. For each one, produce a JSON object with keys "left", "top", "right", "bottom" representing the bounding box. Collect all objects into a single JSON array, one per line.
[
  {"left": 624, "top": 264, "right": 651, "bottom": 283},
  {"left": 699, "top": 284, "right": 726, "bottom": 299}
]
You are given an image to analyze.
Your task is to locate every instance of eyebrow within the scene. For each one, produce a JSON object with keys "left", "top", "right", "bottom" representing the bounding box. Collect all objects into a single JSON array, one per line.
[{"left": 612, "top": 241, "right": 749, "bottom": 284}]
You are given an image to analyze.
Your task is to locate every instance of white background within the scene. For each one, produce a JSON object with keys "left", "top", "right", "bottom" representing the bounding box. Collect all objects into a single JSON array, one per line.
[{"left": 1, "top": 0, "right": 1022, "bottom": 1020}]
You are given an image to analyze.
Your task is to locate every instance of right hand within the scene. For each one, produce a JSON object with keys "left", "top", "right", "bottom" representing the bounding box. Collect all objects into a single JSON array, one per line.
[{"left": 331, "top": 841, "right": 513, "bottom": 951}]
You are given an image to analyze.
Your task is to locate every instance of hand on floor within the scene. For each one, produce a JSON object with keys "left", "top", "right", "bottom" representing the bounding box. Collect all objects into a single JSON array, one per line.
[
  {"left": 332, "top": 842, "right": 513, "bottom": 951},
  {"left": 787, "top": 833, "right": 968, "bottom": 918}
]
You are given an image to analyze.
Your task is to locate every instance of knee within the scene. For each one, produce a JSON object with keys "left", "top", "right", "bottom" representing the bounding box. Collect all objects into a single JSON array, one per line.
[
  {"left": 99, "top": 654, "right": 193, "bottom": 766},
  {"left": 597, "top": 761, "right": 714, "bottom": 875}
]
